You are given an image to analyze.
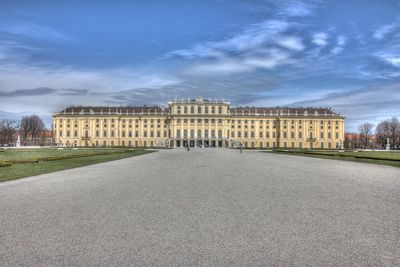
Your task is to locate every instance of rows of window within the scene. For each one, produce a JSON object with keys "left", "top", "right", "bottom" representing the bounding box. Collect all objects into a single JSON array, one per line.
[
  {"left": 176, "top": 105, "right": 224, "bottom": 114},
  {"left": 59, "top": 130, "right": 168, "bottom": 138},
  {"left": 57, "top": 118, "right": 341, "bottom": 131},
  {"left": 59, "top": 128, "right": 340, "bottom": 140}
]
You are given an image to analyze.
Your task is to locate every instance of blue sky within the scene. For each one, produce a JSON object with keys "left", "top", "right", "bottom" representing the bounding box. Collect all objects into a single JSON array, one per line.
[{"left": 0, "top": 0, "right": 400, "bottom": 131}]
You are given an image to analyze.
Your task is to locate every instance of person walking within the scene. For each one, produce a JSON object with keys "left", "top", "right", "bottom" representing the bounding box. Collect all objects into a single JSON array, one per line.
[{"left": 240, "top": 143, "right": 243, "bottom": 154}]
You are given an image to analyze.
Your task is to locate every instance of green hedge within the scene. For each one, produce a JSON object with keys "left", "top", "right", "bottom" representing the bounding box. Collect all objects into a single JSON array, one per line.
[
  {"left": 273, "top": 150, "right": 400, "bottom": 162},
  {"left": 0, "top": 149, "right": 138, "bottom": 168},
  {"left": 11, "top": 159, "right": 40, "bottom": 164},
  {"left": 39, "top": 150, "right": 130, "bottom": 162},
  {"left": 354, "top": 156, "right": 400, "bottom": 161},
  {"left": 0, "top": 161, "right": 12, "bottom": 167}
]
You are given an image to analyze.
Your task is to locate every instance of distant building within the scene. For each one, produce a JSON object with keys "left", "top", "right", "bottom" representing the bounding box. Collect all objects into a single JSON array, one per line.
[{"left": 53, "top": 97, "right": 345, "bottom": 149}]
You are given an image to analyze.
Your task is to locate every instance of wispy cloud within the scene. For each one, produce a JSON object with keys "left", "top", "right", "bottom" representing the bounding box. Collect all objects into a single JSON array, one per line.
[
  {"left": 163, "top": 19, "right": 305, "bottom": 75},
  {"left": 290, "top": 83, "right": 400, "bottom": 131},
  {"left": 0, "top": 20, "right": 72, "bottom": 43},
  {"left": 330, "top": 35, "right": 346, "bottom": 55},
  {"left": 0, "top": 64, "right": 180, "bottom": 92},
  {"left": 276, "top": 36, "right": 305, "bottom": 51},
  {"left": 312, "top": 32, "right": 329, "bottom": 46},
  {"left": 184, "top": 48, "right": 294, "bottom": 75},
  {"left": 277, "top": 0, "right": 317, "bottom": 17},
  {"left": 373, "top": 23, "right": 398, "bottom": 40},
  {"left": 376, "top": 51, "right": 400, "bottom": 68},
  {"left": 0, "top": 87, "right": 57, "bottom": 97},
  {"left": 164, "top": 20, "right": 291, "bottom": 60}
]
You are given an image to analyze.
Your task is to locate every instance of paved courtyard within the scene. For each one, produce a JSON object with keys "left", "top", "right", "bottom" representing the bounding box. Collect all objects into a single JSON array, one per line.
[{"left": 1, "top": 149, "right": 399, "bottom": 266}]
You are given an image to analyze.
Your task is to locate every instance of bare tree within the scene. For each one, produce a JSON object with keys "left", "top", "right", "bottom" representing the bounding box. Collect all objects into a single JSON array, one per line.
[
  {"left": 375, "top": 117, "right": 400, "bottom": 149},
  {"left": 389, "top": 117, "right": 400, "bottom": 149},
  {"left": 20, "top": 115, "right": 46, "bottom": 144},
  {"left": 0, "top": 120, "right": 19, "bottom": 145},
  {"left": 375, "top": 119, "right": 390, "bottom": 148},
  {"left": 358, "top": 122, "right": 374, "bottom": 149}
]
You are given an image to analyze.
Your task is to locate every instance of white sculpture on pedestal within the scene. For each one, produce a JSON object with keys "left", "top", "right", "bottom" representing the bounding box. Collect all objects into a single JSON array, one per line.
[
  {"left": 16, "top": 135, "right": 20, "bottom": 147},
  {"left": 386, "top": 138, "right": 390, "bottom": 150}
]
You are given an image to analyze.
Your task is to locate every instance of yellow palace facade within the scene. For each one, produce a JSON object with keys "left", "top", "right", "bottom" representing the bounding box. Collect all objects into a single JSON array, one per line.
[{"left": 53, "top": 97, "right": 345, "bottom": 149}]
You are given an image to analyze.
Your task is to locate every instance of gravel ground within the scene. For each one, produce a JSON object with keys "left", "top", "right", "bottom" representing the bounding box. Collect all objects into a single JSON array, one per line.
[{"left": 0, "top": 149, "right": 399, "bottom": 266}]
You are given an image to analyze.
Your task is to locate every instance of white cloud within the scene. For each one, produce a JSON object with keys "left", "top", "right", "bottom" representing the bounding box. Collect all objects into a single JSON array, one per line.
[
  {"left": 330, "top": 46, "right": 343, "bottom": 55},
  {"left": 312, "top": 32, "right": 329, "bottom": 46},
  {"left": 373, "top": 23, "right": 397, "bottom": 40},
  {"left": 330, "top": 35, "right": 346, "bottom": 55},
  {"left": 276, "top": 36, "right": 305, "bottom": 51},
  {"left": 0, "top": 20, "right": 73, "bottom": 43},
  {"left": 290, "top": 83, "right": 400, "bottom": 132},
  {"left": 278, "top": 1, "right": 315, "bottom": 17},
  {"left": 337, "top": 35, "right": 346, "bottom": 46},
  {"left": 185, "top": 48, "right": 294, "bottom": 76},
  {"left": 0, "top": 63, "right": 181, "bottom": 114},
  {"left": 163, "top": 19, "right": 302, "bottom": 76},
  {"left": 184, "top": 59, "right": 251, "bottom": 75},
  {"left": 164, "top": 20, "right": 290, "bottom": 60},
  {"left": 376, "top": 52, "right": 400, "bottom": 68},
  {"left": 0, "top": 64, "right": 179, "bottom": 92}
]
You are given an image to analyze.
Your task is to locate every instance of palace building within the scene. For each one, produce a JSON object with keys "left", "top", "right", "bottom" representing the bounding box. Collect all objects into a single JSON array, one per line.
[{"left": 53, "top": 97, "right": 345, "bottom": 149}]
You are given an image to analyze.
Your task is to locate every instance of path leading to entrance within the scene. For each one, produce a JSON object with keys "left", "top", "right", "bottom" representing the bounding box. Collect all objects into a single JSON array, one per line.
[{"left": 1, "top": 149, "right": 399, "bottom": 266}]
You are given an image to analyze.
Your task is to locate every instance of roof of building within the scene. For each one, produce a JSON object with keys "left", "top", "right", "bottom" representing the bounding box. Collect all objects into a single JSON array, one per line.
[
  {"left": 230, "top": 107, "right": 341, "bottom": 116},
  {"left": 55, "top": 105, "right": 343, "bottom": 117},
  {"left": 58, "top": 106, "right": 168, "bottom": 115}
]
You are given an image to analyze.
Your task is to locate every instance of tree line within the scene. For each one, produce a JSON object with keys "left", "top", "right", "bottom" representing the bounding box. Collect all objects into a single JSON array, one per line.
[
  {"left": 0, "top": 115, "right": 49, "bottom": 146},
  {"left": 345, "top": 117, "right": 400, "bottom": 149}
]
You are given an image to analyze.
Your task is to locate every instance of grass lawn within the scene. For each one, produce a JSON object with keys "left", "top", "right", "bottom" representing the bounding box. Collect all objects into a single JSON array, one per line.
[
  {"left": 0, "top": 148, "right": 153, "bottom": 182},
  {"left": 268, "top": 149, "right": 400, "bottom": 168}
]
